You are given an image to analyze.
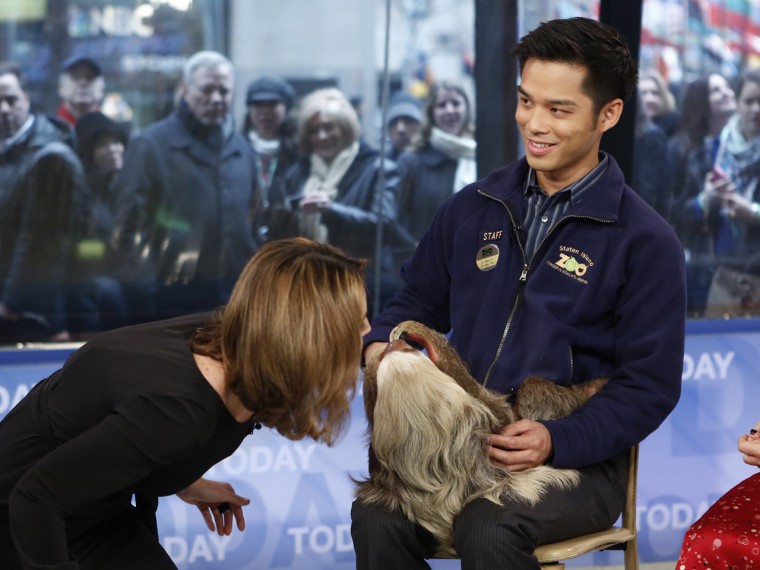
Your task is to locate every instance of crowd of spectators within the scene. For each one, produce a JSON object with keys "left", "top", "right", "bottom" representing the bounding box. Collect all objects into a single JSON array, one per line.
[
  {"left": 3, "top": 48, "right": 760, "bottom": 343},
  {"left": 633, "top": 67, "right": 760, "bottom": 318}
]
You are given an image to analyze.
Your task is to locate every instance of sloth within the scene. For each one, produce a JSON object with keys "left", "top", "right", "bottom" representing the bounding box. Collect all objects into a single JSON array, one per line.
[{"left": 354, "top": 320, "right": 606, "bottom": 556}]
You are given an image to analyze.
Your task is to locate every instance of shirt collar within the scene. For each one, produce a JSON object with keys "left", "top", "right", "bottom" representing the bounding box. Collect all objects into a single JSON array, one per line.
[
  {"left": 523, "top": 152, "right": 609, "bottom": 204},
  {"left": 1, "top": 114, "right": 34, "bottom": 154}
]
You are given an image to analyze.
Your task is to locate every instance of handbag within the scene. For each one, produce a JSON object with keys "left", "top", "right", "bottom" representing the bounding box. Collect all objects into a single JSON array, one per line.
[{"left": 705, "top": 266, "right": 760, "bottom": 318}]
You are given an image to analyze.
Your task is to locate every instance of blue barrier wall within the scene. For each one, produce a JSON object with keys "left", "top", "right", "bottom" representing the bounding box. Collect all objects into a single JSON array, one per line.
[{"left": 1, "top": 320, "right": 757, "bottom": 568}]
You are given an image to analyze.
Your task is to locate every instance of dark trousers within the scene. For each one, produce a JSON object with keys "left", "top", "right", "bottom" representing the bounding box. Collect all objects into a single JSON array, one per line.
[
  {"left": 0, "top": 384, "right": 175, "bottom": 570},
  {"left": 351, "top": 451, "right": 628, "bottom": 570},
  {"left": 1, "top": 506, "right": 177, "bottom": 570}
]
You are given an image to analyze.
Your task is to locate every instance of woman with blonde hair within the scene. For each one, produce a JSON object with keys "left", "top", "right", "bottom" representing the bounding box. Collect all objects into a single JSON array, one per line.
[
  {"left": 285, "top": 87, "right": 401, "bottom": 309},
  {"left": 638, "top": 69, "right": 679, "bottom": 137},
  {"left": 0, "top": 238, "right": 369, "bottom": 569},
  {"left": 395, "top": 81, "right": 477, "bottom": 248}
]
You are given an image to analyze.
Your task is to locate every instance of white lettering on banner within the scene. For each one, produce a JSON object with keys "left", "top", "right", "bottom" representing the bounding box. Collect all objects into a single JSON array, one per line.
[
  {"left": 212, "top": 443, "right": 317, "bottom": 476},
  {"left": 636, "top": 501, "right": 713, "bottom": 532},
  {"left": 287, "top": 524, "right": 353, "bottom": 556},
  {"left": 0, "top": 383, "right": 33, "bottom": 415},
  {"left": 161, "top": 534, "right": 230, "bottom": 564},
  {"left": 682, "top": 352, "right": 735, "bottom": 381},
  {"left": 68, "top": 3, "right": 155, "bottom": 37}
]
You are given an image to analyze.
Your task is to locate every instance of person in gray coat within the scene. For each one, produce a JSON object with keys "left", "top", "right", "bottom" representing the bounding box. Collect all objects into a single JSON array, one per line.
[
  {"left": 0, "top": 61, "right": 87, "bottom": 343},
  {"left": 112, "top": 51, "right": 257, "bottom": 323}
]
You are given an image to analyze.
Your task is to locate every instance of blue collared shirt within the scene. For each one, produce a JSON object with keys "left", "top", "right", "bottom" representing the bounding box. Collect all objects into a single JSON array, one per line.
[{"left": 522, "top": 153, "right": 609, "bottom": 261}]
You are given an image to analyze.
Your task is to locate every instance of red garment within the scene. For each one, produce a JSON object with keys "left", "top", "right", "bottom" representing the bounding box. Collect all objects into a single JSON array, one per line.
[
  {"left": 677, "top": 472, "right": 760, "bottom": 570},
  {"left": 56, "top": 102, "right": 77, "bottom": 126}
]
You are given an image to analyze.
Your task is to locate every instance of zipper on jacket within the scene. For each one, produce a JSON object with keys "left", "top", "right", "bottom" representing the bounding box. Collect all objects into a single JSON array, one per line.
[
  {"left": 479, "top": 190, "right": 528, "bottom": 388},
  {"left": 477, "top": 190, "right": 614, "bottom": 388}
]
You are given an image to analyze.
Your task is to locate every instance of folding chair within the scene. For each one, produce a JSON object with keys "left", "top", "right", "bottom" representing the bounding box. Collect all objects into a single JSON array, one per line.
[
  {"left": 431, "top": 445, "right": 640, "bottom": 570},
  {"left": 534, "top": 444, "right": 639, "bottom": 569}
]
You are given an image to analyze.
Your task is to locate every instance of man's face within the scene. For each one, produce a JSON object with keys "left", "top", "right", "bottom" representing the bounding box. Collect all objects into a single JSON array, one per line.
[
  {"left": 389, "top": 116, "right": 421, "bottom": 152},
  {"left": 515, "top": 59, "right": 618, "bottom": 194},
  {"left": 0, "top": 73, "right": 30, "bottom": 142},
  {"left": 183, "top": 64, "right": 234, "bottom": 126},
  {"left": 58, "top": 63, "right": 104, "bottom": 119}
]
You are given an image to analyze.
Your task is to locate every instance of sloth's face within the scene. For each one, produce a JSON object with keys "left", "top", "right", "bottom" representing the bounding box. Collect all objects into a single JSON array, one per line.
[
  {"left": 377, "top": 323, "right": 441, "bottom": 364},
  {"left": 374, "top": 328, "right": 459, "bottom": 399}
]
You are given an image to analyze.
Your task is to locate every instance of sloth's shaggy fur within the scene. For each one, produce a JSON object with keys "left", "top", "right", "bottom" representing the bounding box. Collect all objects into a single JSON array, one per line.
[{"left": 354, "top": 321, "right": 606, "bottom": 556}]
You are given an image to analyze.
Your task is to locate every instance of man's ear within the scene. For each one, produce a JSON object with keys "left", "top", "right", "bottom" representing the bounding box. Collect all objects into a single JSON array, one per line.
[{"left": 598, "top": 99, "right": 624, "bottom": 133}]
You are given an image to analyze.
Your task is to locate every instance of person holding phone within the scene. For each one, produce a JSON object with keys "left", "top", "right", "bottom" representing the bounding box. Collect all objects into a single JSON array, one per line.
[{"left": 674, "top": 68, "right": 760, "bottom": 317}]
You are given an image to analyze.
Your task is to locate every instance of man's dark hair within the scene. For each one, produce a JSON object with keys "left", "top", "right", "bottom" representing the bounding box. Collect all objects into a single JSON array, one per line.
[
  {"left": 514, "top": 17, "right": 637, "bottom": 116},
  {"left": 0, "top": 61, "right": 28, "bottom": 92}
]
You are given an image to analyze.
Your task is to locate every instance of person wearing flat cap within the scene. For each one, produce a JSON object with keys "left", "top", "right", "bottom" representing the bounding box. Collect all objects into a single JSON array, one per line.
[
  {"left": 57, "top": 56, "right": 105, "bottom": 126},
  {"left": 243, "top": 76, "right": 301, "bottom": 243},
  {"left": 385, "top": 91, "right": 423, "bottom": 161}
]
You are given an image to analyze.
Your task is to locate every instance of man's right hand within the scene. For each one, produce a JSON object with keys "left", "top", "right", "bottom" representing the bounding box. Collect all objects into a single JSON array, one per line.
[{"left": 364, "top": 342, "right": 388, "bottom": 366}]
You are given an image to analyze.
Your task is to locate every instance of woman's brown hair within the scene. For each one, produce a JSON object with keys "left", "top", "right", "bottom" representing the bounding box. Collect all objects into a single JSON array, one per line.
[{"left": 192, "top": 237, "right": 367, "bottom": 445}]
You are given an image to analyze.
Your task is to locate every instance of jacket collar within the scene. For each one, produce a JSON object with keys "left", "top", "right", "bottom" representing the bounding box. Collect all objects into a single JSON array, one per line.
[{"left": 477, "top": 154, "right": 625, "bottom": 223}]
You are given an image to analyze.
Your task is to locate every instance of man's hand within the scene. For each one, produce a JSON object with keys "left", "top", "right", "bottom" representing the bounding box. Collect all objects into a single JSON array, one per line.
[
  {"left": 488, "top": 419, "right": 553, "bottom": 471},
  {"left": 364, "top": 342, "right": 387, "bottom": 366},
  {"left": 176, "top": 478, "right": 251, "bottom": 535}
]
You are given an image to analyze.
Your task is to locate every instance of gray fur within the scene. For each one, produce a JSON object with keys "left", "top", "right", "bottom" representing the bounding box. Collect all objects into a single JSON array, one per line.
[{"left": 355, "top": 321, "right": 605, "bottom": 556}]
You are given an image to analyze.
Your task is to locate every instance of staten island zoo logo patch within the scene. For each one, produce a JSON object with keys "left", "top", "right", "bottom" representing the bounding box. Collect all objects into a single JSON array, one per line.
[{"left": 547, "top": 245, "right": 594, "bottom": 284}]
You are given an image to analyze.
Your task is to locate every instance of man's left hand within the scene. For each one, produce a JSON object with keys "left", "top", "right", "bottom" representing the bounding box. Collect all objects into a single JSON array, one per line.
[{"left": 488, "top": 419, "right": 553, "bottom": 471}]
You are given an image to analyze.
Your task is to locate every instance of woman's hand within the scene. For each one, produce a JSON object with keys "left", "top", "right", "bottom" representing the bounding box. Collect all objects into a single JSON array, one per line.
[
  {"left": 701, "top": 167, "right": 736, "bottom": 211},
  {"left": 300, "top": 192, "right": 331, "bottom": 213},
  {"left": 176, "top": 478, "right": 251, "bottom": 535},
  {"left": 738, "top": 422, "right": 760, "bottom": 468},
  {"left": 721, "top": 191, "right": 756, "bottom": 221}
]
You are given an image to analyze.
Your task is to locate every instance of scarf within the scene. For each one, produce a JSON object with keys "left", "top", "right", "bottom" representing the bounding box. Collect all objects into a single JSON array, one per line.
[
  {"left": 248, "top": 132, "right": 282, "bottom": 196},
  {"left": 299, "top": 141, "right": 360, "bottom": 242},
  {"left": 248, "top": 131, "right": 281, "bottom": 156},
  {"left": 716, "top": 114, "right": 760, "bottom": 200},
  {"left": 429, "top": 126, "right": 477, "bottom": 192}
]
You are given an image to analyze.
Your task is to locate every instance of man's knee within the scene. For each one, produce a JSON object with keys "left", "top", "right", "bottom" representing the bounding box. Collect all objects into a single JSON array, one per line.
[
  {"left": 351, "top": 499, "right": 438, "bottom": 564},
  {"left": 351, "top": 500, "right": 401, "bottom": 541},
  {"left": 454, "top": 498, "right": 537, "bottom": 547}
]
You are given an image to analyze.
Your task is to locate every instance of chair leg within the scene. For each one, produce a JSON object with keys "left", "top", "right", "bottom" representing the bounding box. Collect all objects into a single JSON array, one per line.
[{"left": 624, "top": 536, "right": 639, "bottom": 570}]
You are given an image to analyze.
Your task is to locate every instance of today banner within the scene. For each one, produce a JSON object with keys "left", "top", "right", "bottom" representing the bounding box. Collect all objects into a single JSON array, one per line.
[{"left": 0, "top": 323, "right": 757, "bottom": 568}]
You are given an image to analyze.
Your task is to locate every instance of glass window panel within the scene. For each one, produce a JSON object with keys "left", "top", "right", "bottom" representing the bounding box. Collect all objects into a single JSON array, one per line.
[{"left": 4, "top": 0, "right": 759, "bottom": 345}]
